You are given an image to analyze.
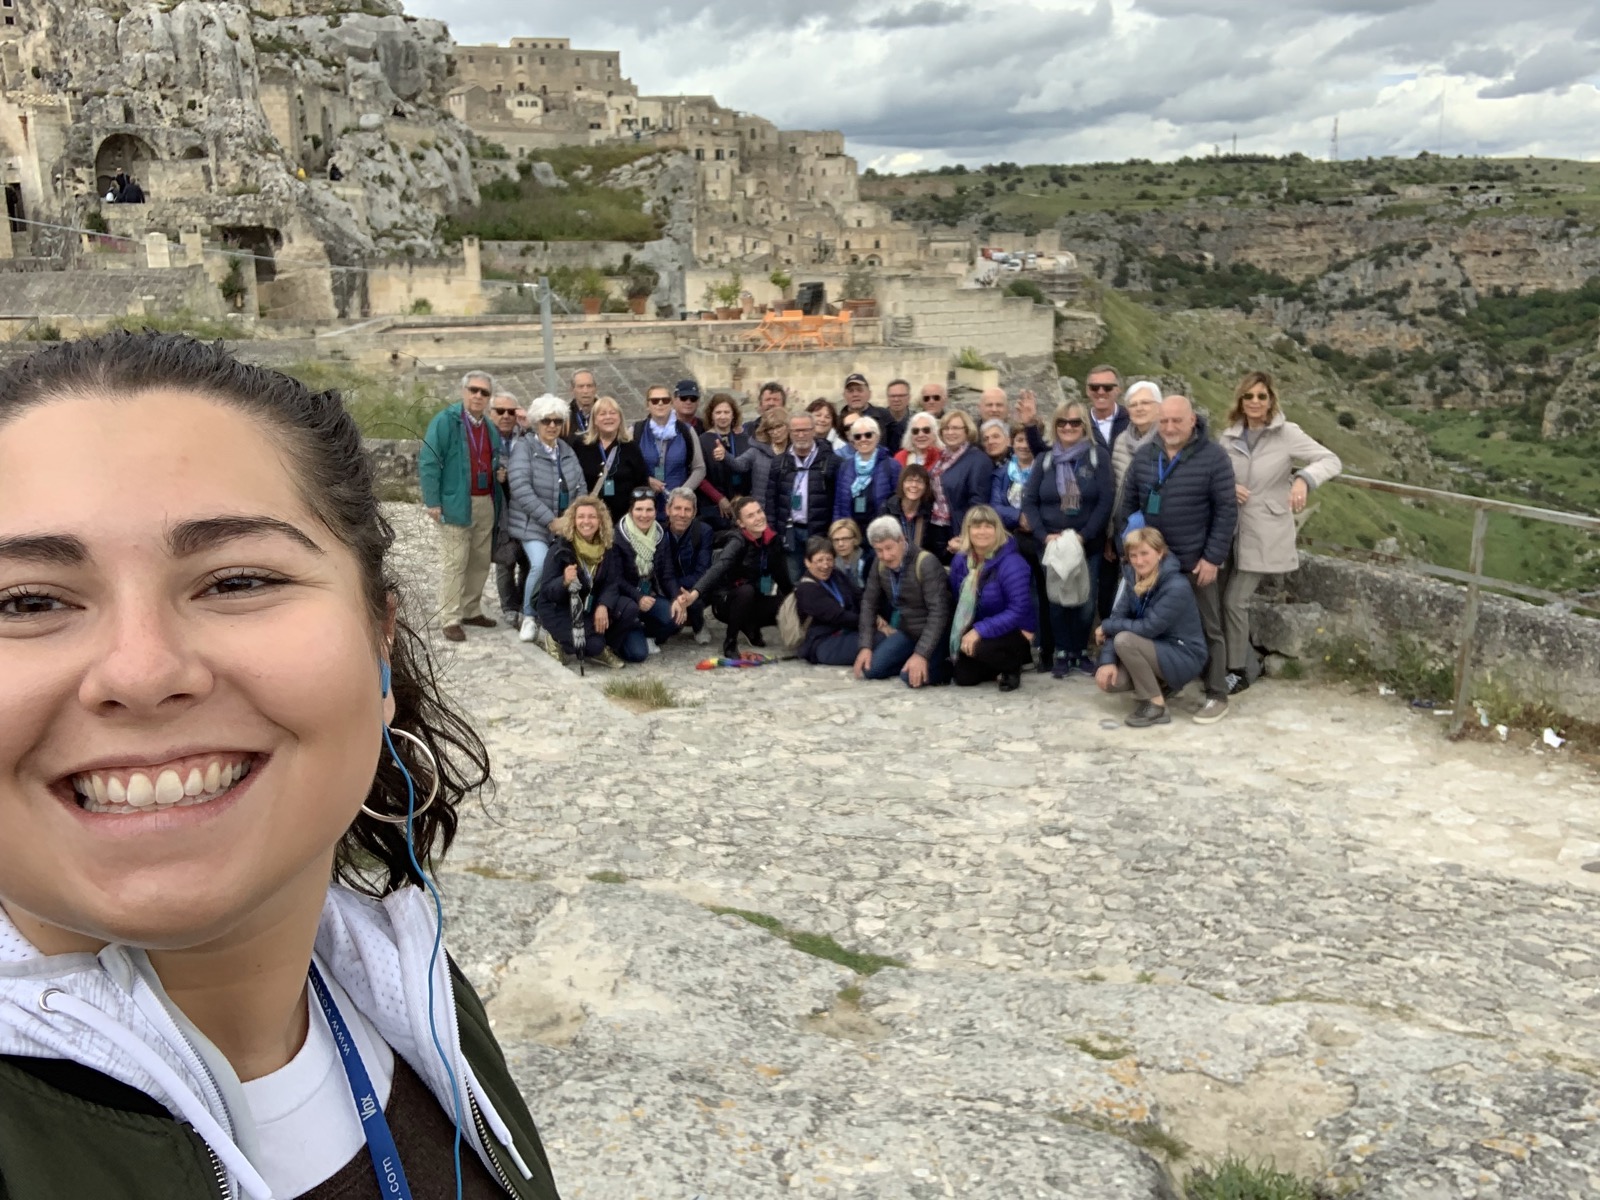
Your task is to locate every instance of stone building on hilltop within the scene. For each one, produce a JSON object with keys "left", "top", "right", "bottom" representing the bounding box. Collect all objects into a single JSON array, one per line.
[{"left": 445, "top": 36, "right": 946, "bottom": 274}]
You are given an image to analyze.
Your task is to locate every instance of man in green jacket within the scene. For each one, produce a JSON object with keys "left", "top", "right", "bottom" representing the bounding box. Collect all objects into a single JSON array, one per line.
[{"left": 420, "top": 371, "right": 505, "bottom": 641}]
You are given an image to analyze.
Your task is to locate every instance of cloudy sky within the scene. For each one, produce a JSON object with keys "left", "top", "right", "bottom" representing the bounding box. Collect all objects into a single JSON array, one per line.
[{"left": 409, "top": 0, "right": 1600, "bottom": 172}]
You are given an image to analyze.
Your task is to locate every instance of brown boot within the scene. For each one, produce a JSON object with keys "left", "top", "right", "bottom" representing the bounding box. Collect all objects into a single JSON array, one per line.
[
  {"left": 461, "top": 615, "right": 497, "bottom": 628},
  {"left": 442, "top": 624, "right": 466, "bottom": 642}
]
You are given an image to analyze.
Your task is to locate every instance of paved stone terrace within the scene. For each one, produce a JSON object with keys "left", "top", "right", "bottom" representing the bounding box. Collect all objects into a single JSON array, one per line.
[{"left": 386, "top": 505, "right": 1600, "bottom": 1199}]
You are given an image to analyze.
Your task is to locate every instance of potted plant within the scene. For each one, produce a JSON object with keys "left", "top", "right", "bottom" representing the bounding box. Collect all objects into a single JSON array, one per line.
[
  {"left": 770, "top": 268, "right": 793, "bottom": 303},
  {"left": 713, "top": 271, "right": 743, "bottom": 319},
  {"left": 841, "top": 265, "right": 878, "bottom": 318},
  {"left": 625, "top": 262, "right": 659, "bottom": 315},
  {"left": 577, "top": 266, "right": 608, "bottom": 316},
  {"left": 952, "top": 346, "right": 999, "bottom": 392}
]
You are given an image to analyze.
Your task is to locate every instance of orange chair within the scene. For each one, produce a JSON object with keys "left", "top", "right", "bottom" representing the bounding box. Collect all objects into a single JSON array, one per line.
[
  {"left": 822, "top": 308, "right": 853, "bottom": 347},
  {"left": 794, "top": 315, "right": 828, "bottom": 348}
]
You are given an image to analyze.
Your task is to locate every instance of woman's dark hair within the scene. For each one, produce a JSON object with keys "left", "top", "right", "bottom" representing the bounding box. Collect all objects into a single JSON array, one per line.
[
  {"left": 806, "top": 397, "right": 839, "bottom": 430},
  {"left": 702, "top": 391, "right": 741, "bottom": 430},
  {"left": 803, "top": 535, "right": 833, "bottom": 561},
  {"left": 730, "top": 494, "right": 763, "bottom": 522},
  {"left": 0, "top": 332, "right": 489, "bottom": 897},
  {"left": 896, "top": 463, "right": 931, "bottom": 503}
]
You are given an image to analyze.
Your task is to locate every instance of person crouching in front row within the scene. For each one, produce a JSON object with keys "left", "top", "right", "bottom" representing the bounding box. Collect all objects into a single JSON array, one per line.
[
  {"left": 673, "top": 495, "right": 793, "bottom": 659},
  {"left": 853, "top": 516, "right": 952, "bottom": 687},
  {"left": 947, "top": 504, "right": 1034, "bottom": 692},
  {"left": 794, "top": 535, "right": 863, "bottom": 666},
  {"left": 1094, "top": 526, "right": 1208, "bottom": 727},
  {"left": 616, "top": 486, "right": 685, "bottom": 654},
  {"left": 532, "top": 495, "right": 641, "bottom": 668}
]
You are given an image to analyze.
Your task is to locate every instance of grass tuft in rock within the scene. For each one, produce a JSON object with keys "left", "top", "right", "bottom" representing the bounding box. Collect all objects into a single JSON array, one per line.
[
  {"left": 602, "top": 678, "right": 682, "bottom": 710},
  {"left": 1053, "top": 1111, "right": 1188, "bottom": 1161},
  {"left": 1066, "top": 1034, "right": 1132, "bottom": 1061},
  {"left": 708, "top": 906, "right": 907, "bottom": 975},
  {"left": 1186, "top": 1155, "right": 1331, "bottom": 1200},
  {"left": 837, "top": 984, "right": 864, "bottom": 1005},
  {"left": 586, "top": 870, "right": 628, "bottom": 884}
]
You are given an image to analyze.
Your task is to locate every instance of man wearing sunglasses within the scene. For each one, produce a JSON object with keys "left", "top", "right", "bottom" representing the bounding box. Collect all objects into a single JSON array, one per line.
[
  {"left": 919, "top": 382, "right": 948, "bottom": 419},
  {"left": 633, "top": 383, "right": 707, "bottom": 517},
  {"left": 1084, "top": 365, "right": 1130, "bottom": 451},
  {"left": 490, "top": 392, "right": 531, "bottom": 619},
  {"left": 419, "top": 370, "right": 506, "bottom": 641}
]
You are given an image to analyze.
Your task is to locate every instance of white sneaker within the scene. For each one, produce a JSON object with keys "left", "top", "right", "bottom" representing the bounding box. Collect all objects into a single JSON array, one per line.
[
  {"left": 647, "top": 640, "right": 662, "bottom": 655},
  {"left": 519, "top": 616, "right": 537, "bottom": 642},
  {"left": 693, "top": 627, "right": 710, "bottom": 645}
]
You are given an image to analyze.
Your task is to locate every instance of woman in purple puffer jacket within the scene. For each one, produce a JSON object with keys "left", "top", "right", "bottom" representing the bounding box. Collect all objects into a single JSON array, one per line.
[{"left": 946, "top": 504, "right": 1035, "bottom": 692}]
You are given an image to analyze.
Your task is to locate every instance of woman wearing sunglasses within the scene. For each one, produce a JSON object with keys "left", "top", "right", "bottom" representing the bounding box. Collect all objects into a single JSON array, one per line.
[
  {"left": 1219, "top": 371, "right": 1340, "bottom": 694},
  {"left": 832, "top": 417, "right": 901, "bottom": 527},
  {"left": 1023, "top": 401, "right": 1113, "bottom": 679}
]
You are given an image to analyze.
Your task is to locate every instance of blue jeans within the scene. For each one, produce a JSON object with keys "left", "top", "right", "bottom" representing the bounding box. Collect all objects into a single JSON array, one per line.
[
  {"left": 639, "top": 597, "right": 681, "bottom": 644},
  {"left": 865, "top": 630, "right": 950, "bottom": 687},
  {"left": 520, "top": 539, "right": 552, "bottom": 617},
  {"left": 1048, "top": 553, "right": 1100, "bottom": 662}
]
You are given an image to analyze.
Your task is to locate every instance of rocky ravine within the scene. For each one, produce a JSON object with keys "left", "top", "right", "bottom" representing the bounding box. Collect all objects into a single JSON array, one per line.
[{"left": 383, "top": 503, "right": 1600, "bottom": 1198}]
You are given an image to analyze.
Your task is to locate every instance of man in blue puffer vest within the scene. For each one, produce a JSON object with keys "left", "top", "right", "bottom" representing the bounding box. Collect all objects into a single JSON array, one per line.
[{"left": 1117, "top": 395, "right": 1237, "bottom": 723}]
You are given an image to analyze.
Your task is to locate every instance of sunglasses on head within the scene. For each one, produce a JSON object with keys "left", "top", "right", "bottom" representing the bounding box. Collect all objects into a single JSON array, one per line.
[
  {"left": 1086, "top": 383, "right": 1117, "bottom": 393},
  {"left": 1056, "top": 417, "right": 1085, "bottom": 429},
  {"left": 631, "top": 487, "right": 655, "bottom": 501},
  {"left": 466, "top": 386, "right": 491, "bottom": 397}
]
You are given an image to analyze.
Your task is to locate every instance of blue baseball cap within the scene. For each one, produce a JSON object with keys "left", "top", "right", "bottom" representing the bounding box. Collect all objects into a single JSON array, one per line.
[{"left": 674, "top": 379, "right": 701, "bottom": 399}]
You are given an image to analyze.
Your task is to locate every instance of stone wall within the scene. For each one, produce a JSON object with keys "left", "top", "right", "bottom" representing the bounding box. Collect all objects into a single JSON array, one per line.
[
  {"left": 367, "top": 257, "right": 487, "bottom": 317},
  {"left": 681, "top": 343, "right": 949, "bottom": 402},
  {"left": 365, "top": 436, "right": 421, "bottom": 500},
  {"left": 480, "top": 239, "right": 641, "bottom": 275},
  {"left": 876, "top": 276, "right": 1055, "bottom": 359},
  {"left": 1250, "top": 553, "right": 1600, "bottom": 723}
]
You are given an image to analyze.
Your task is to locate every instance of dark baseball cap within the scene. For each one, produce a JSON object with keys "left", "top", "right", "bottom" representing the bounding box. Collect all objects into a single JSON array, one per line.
[
  {"left": 844, "top": 373, "right": 869, "bottom": 388},
  {"left": 674, "top": 379, "right": 701, "bottom": 398}
]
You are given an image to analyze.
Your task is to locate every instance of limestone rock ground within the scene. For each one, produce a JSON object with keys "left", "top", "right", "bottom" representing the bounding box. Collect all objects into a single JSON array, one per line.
[{"left": 387, "top": 505, "right": 1600, "bottom": 1199}]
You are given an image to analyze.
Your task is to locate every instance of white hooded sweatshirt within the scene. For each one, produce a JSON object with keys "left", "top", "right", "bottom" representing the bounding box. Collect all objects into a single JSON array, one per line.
[{"left": 0, "top": 885, "right": 534, "bottom": 1200}]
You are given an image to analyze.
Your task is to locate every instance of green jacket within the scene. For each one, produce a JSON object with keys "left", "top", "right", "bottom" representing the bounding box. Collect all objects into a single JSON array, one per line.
[
  {"left": 419, "top": 403, "right": 506, "bottom": 528},
  {"left": 0, "top": 961, "right": 560, "bottom": 1199}
]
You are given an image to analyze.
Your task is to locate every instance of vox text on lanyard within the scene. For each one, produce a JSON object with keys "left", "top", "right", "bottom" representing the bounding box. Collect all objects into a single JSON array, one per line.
[{"left": 308, "top": 964, "right": 417, "bottom": 1200}]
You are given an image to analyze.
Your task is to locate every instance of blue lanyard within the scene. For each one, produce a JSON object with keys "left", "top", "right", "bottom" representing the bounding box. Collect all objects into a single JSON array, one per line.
[
  {"left": 1156, "top": 450, "right": 1181, "bottom": 487},
  {"left": 308, "top": 964, "right": 414, "bottom": 1200},
  {"left": 820, "top": 577, "right": 845, "bottom": 607}
]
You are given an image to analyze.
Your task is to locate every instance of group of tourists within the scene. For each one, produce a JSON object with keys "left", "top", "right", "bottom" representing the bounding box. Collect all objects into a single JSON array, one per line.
[{"left": 419, "top": 362, "right": 1341, "bottom": 725}]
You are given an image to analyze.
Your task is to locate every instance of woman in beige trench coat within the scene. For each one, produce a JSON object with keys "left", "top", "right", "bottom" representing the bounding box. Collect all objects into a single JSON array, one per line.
[{"left": 1220, "top": 371, "right": 1341, "bottom": 693}]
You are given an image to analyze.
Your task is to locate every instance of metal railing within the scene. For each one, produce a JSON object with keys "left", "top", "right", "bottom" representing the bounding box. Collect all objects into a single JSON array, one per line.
[{"left": 1312, "top": 474, "right": 1600, "bottom": 737}]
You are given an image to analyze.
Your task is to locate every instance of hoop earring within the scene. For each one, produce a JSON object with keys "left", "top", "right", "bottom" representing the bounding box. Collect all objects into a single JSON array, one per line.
[{"left": 361, "top": 726, "right": 441, "bottom": 824}]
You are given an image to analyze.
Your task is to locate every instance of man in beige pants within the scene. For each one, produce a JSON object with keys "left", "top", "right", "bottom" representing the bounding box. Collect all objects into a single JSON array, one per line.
[{"left": 420, "top": 370, "right": 505, "bottom": 641}]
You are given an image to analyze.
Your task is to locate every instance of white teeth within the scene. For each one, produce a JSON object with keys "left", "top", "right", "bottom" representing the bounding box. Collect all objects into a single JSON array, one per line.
[
  {"left": 125, "top": 773, "right": 156, "bottom": 808},
  {"left": 90, "top": 775, "right": 107, "bottom": 805},
  {"left": 184, "top": 768, "right": 204, "bottom": 797},
  {"left": 204, "top": 761, "right": 221, "bottom": 792},
  {"left": 106, "top": 776, "right": 127, "bottom": 804},
  {"left": 154, "top": 770, "right": 184, "bottom": 805}
]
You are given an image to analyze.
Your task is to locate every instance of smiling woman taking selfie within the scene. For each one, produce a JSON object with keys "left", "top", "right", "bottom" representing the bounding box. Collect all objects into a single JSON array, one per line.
[{"left": 0, "top": 334, "right": 561, "bottom": 1199}]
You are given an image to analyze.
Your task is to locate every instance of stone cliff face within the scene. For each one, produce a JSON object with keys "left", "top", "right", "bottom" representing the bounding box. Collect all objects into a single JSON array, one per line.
[
  {"left": 1063, "top": 206, "right": 1600, "bottom": 428},
  {"left": 5, "top": 0, "right": 477, "bottom": 259}
]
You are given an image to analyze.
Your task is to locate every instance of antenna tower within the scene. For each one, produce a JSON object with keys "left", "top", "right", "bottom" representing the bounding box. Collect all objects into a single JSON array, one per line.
[{"left": 1330, "top": 118, "right": 1339, "bottom": 162}]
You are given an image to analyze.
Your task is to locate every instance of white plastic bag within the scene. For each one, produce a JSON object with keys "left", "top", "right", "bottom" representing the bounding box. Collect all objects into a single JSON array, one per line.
[{"left": 1042, "top": 532, "right": 1090, "bottom": 608}]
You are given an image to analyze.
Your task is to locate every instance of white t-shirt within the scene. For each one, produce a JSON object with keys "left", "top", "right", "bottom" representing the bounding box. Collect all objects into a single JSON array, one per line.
[
  {"left": 1094, "top": 413, "right": 1115, "bottom": 445},
  {"left": 240, "top": 958, "right": 396, "bottom": 1199}
]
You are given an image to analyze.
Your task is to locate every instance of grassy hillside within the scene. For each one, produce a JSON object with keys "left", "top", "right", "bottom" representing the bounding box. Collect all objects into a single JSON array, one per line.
[
  {"left": 864, "top": 154, "right": 1600, "bottom": 233},
  {"left": 446, "top": 145, "right": 662, "bottom": 243},
  {"left": 1060, "top": 292, "right": 1600, "bottom": 594}
]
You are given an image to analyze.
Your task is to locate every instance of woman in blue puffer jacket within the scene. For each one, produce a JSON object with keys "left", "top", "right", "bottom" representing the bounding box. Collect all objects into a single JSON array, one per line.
[
  {"left": 1094, "top": 526, "right": 1208, "bottom": 728},
  {"left": 947, "top": 504, "right": 1034, "bottom": 691}
]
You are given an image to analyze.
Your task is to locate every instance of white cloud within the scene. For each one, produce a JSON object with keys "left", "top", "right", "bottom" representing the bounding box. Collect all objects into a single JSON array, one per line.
[{"left": 408, "top": 0, "right": 1600, "bottom": 166}]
